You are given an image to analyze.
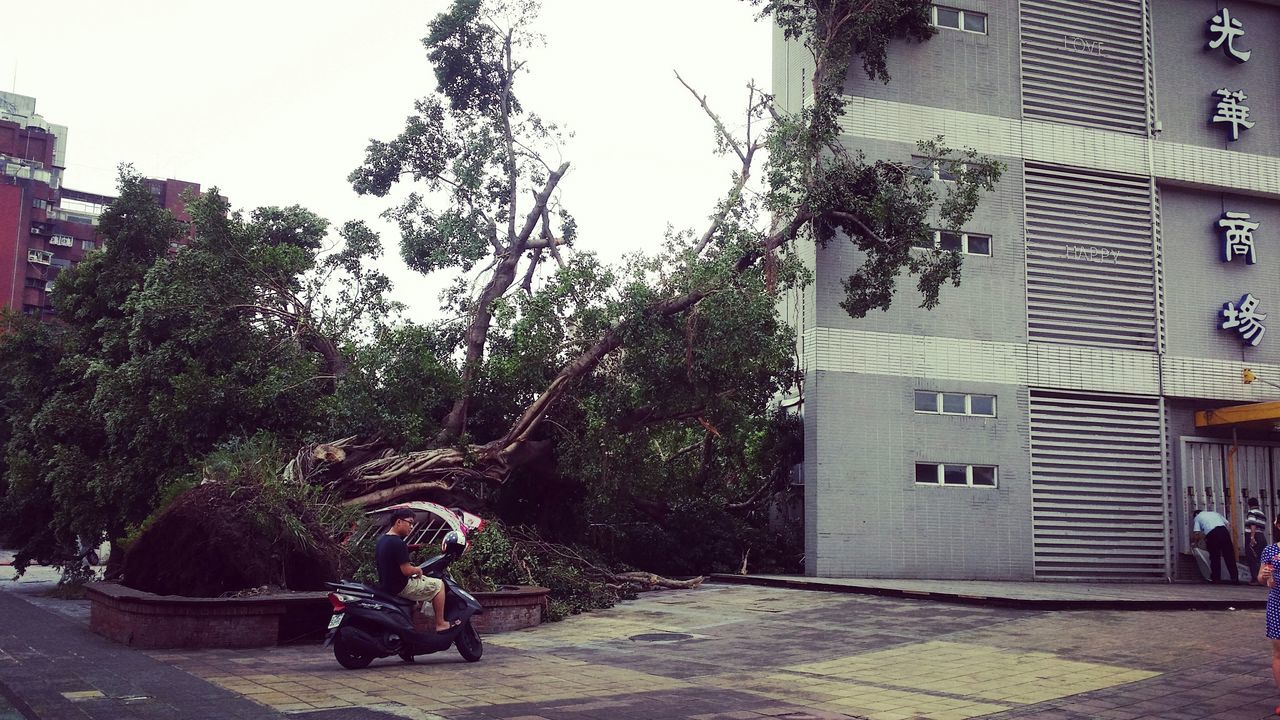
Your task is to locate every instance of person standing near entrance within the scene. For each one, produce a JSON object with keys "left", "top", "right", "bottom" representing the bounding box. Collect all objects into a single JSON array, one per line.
[
  {"left": 1257, "top": 541, "right": 1280, "bottom": 715},
  {"left": 1191, "top": 508, "right": 1240, "bottom": 584},
  {"left": 1246, "top": 498, "right": 1268, "bottom": 585}
]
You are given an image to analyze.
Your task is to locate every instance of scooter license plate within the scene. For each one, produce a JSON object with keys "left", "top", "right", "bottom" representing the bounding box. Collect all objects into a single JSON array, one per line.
[{"left": 327, "top": 613, "right": 343, "bottom": 630}]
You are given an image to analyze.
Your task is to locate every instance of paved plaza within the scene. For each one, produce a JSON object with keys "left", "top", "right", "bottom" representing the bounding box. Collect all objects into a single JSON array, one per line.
[{"left": 1, "top": 568, "right": 1279, "bottom": 719}]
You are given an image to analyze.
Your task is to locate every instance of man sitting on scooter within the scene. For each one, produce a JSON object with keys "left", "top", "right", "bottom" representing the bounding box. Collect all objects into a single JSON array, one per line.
[{"left": 375, "top": 508, "right": 457, "bottom": 632}]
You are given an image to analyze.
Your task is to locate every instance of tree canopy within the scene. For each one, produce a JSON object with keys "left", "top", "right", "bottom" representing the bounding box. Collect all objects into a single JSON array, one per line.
[{"left": 0, "top": 169, "right": 393, "bottom": 573}]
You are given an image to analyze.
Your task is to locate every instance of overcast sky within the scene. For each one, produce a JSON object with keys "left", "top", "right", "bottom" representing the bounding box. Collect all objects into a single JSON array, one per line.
[{"left": 2, "top": 1, "right": 774, "bottom": 321}]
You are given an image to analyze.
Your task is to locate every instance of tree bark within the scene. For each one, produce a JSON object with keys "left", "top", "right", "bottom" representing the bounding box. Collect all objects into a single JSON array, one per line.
[{"left": 435, "top": 162, "right": 570, "bottom": 445}]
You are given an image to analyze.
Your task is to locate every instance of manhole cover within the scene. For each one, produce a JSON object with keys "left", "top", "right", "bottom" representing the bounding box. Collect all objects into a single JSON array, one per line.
[{"left": 629, "top": 632, "right": 693, "bottom": 642}]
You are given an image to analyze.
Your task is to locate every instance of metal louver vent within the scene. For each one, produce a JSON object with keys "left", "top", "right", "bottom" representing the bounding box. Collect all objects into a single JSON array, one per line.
[
  {"left": 1024, "top": 162, "right": 1157, "bottom": 350},
  {"left": 1029, "top": 389, "right": 1166, "bottom": 580},
  {"left": 1020, "top": 0, "right": 1149, "bottom": 135}
]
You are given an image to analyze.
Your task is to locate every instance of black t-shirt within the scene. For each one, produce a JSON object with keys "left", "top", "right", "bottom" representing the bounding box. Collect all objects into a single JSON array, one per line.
[{"left": 375, "top": 534, "right": 411, "bottom": 594}]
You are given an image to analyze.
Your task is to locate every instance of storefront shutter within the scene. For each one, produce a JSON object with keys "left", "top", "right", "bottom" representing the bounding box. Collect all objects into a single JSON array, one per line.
[{"left": 1029, "top": 389, "right": 1167, "bottom": 579}]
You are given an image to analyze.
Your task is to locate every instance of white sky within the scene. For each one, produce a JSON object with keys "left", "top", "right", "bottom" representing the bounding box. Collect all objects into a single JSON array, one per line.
[{"left": 2, "top": 1, "right": 773, "bottom": 321}]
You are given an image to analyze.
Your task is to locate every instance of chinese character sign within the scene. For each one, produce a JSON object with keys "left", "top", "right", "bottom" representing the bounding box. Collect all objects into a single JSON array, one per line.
[
  {"left": 1207, "top": 8, "right": 1252, "bottom": 63},
  {"left": 1222, "top": 293, "right": 1267, "bottom": 346},
  {"left": 1220, "top": 211, "right": 1260, "bottom": 264},
  {"left": 1202, "top": 10, "right": 1266, "bottom": 348},
  {"left": 1212, "top": 88, "right": 1255, "bottom": 141}
]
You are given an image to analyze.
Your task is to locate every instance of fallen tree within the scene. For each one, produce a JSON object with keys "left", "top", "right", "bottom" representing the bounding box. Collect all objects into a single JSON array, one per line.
[{"left": 293, "top": 0, "right": 1001, "bottom": 512}]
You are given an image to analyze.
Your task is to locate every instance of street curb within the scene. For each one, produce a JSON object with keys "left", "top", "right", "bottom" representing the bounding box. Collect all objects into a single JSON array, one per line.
[{"left": 707, "top": 574, "right": 1267, "bottom": 611}]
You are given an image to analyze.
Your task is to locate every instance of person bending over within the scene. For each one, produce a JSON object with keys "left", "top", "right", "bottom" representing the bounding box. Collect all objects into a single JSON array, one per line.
[
  {"left": 375, "top": 507, "right": 458, "bottom": 632},
  {"left": 1191, "top": 507, "right": 1240, "bottom": 584}
]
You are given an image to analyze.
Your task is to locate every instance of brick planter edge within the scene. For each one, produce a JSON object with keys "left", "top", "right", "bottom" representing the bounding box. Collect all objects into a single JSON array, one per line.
[
  {"left": 85, "top": 581, "right": 328, "bottom": 649},
  {"left": 469, "top": 585, "right": 550, "bottom": 633}
]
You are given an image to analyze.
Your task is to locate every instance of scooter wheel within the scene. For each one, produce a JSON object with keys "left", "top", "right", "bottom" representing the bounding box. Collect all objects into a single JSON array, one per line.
[
  {"left": 455, "top": 621, "right": 483, "bottom": 662},
  {"left": 333, "top": 632, "right": 374, "bottom": 669}
]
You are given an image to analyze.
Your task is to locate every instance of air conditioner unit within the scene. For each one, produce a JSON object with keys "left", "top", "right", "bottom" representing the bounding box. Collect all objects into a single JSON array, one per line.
[
  {"left": 27, "top": 249, "right": 52, "bottom": 265},
  {"left": 29, "top": 225, "right": 42, "bottom": 235}
]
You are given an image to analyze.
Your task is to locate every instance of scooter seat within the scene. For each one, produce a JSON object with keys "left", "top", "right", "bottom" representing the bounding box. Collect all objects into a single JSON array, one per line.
[{"left": 329, "top": 581, "right": 418, "bottom": 609}]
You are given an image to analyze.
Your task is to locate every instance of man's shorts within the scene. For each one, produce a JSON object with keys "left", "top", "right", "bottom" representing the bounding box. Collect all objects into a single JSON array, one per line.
[{"left": 398, "top": 575, "right": 443, "bottom": 602}]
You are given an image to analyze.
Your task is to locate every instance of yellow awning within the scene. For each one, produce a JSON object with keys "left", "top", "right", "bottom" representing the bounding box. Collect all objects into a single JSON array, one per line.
[{"left": 1195, "top": 400, "right": 1280, "bottom": 428}]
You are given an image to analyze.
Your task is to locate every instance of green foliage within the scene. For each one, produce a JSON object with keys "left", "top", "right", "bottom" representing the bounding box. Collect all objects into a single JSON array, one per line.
[
  {"left": 0, "top": 313, "right": 64, "bottom": 558},
  {"left": 752, "top": 1, "right": 1004, "bottom": 318},
  {"left": 424, "top": 0, "right": 519, "bottom": 116},
  {"left": 117, "top": 475, "right": 199, "bottom": 552},
  {"left": 0, "top": 168, "right": 392, "bottom": 575},
  {"left": 752, "top": 0, "right": 934, "bottom": 144},
  {"left": 321, "top": 322, "right": 460, "bottom": 448},
  {"left": 450, "top": 522, "right": 628, "bottom": 621},
  {"left": 121, "top": 433, "right": 358, "bottom": 596}
]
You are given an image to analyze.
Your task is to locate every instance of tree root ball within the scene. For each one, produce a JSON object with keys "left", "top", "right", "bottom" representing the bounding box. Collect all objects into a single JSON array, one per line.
[{"left": 121, "top": 481, "right": 346, "bottom": 597}]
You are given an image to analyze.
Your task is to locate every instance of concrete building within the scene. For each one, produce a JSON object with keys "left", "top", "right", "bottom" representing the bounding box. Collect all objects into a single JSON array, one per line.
[
  {"left": 0, "top": 91, "right": 201, "bottom": 319},
  {"left": 779, "top": 1, "right": 1280, "bottom": 581}
]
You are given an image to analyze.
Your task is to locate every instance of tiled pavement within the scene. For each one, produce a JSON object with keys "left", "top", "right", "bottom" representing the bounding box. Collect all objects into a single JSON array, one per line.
[
  {"left": 2, "top": 567, "right": 1280, "bottom": 719},
  {"left": 153, "top": 585, "right": 1279, "bottom": 719},
  {"left": 0, "top": 587, "right": 286, "bottom": 719},
  {"left": 712, "top": 574, "right": 1268, "bottom": 609}
]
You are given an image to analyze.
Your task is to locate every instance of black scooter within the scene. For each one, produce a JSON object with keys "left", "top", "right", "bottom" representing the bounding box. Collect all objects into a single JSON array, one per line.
[{"left": 324, "top": 531, "right": 484, "bottom": 668}]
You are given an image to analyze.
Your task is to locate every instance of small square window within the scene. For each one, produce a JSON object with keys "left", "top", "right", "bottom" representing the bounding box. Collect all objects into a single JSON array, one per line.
[
  {"left": 915, "top": 391, "right": 939, "bottom": 412},
  {"left": 939, "top": 231, "right": 963, "bottom": 251},
  {"left": 972, "top": 466, "right": 998, "bottom": 486},
  {"left": 912, "top": 156, "right": 938, "bottom": 181},
  {"left": 942, "top": 465, "right": 968, "bottom": 485},
  {"left": 933, "top": 6, "right": 987, "bottom": 35},
  {"left": 936, "top": 164, "right": 959, "bottom": 182},
  {"left": 966, "top": 234, "right": 991, "bottom": 256},
  {"left": 935, "top": 7, "right": 961, "bottom": 28},
  {"left": 970, "top": 395, "right": 995, "bottom": 416},
  {"left": 912, "top": 234, "right": 934, "bottom": 249},
  {"left": 915, "top": 463, "right": 940, "bottom": 484},
  {"left": 942, "top": 393, "right": 967, "bottom": 413}
]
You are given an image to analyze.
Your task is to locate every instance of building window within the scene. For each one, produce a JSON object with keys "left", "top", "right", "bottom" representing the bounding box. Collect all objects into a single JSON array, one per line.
[
  {"left": 913, "top": 230, "right": 992, "bottom": 256},
  {"left": 910, "top": 156, "right": 973, "bottom": 182},
  {"left": 914, "top": 390, "right": 997, "bottom": 416},
  {"left": 932, "top": 5, "right": 987, "bottom": 34},
  {"left": 915, "top": 463, "right": 998, "bottom": 487},
  {"left": 49, "top": 234, "right": 73, "bottom": 247},
  {"left": 31, "top": 198, "right": 48, "bottom": 210},
  {"left": 912, "top": 156, "right": 948, "bottom": 181},
  {"left": 80, "top": 240, "right": 96, "bottom": 251}
]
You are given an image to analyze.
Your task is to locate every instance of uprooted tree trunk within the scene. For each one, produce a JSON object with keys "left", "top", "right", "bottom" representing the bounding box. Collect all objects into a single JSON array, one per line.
[
  {"left": 501, "top": 525, "right": 706, "bottom": 593},
  {"left": 289, "top": 287, "right": 728, "bottom": 505}
]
